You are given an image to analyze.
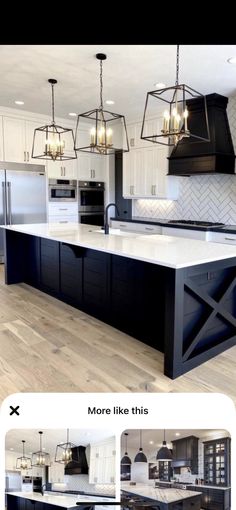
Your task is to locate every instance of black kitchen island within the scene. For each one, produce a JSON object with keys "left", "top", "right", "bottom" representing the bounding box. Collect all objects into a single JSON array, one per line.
[
  {"left": 3, "top": 223, "right": 236, "bottom": 379},
  {"left": 121, "top": 486, "right": 201, "bottom": 510}
]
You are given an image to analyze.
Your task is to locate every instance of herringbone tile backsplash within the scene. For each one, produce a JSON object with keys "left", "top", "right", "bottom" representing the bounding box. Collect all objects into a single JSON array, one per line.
[{"left": 133, "top": 96, "right": 236, "bottom": 224}]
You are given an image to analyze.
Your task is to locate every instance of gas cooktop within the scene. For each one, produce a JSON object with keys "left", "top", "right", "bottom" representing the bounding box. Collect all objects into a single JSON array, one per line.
[{"left": 168, "top": 220, "right": 225, "bottom": 227}]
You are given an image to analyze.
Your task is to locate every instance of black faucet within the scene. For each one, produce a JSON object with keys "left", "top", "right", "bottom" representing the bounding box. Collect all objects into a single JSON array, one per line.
[
  {"left": 40, "top": 483, "right": 47, "bottom": 496},
  {"left": 104, "top": 203, "right": 119, "bottom": 234}
]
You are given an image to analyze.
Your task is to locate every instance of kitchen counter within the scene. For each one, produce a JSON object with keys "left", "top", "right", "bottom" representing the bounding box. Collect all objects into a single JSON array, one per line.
[
  {"left": 6, "top": 492, "right": 115, "bottom": 509},
  {"left": 2, "top": 222, "right": 236, "bottom": 269},
  {"left": 187, "top": 484, "right": 231, "bottom": 490},
  {"left": 2, "top": 223, "right": 236, "bottom": 379},
  {"left": 122, "top": 484, "right": 201, "bottom": 508}
]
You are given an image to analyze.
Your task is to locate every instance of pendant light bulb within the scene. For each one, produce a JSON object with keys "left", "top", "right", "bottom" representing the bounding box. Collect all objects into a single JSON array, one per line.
[
  {"left": 134, "top": 430, "right": 147, "bottom": 463},
  {"left": 121, "top": 432, "right": 132, "bottom": 465}
]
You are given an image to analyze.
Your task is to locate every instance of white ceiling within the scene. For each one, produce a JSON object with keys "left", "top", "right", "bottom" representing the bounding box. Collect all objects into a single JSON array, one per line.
[
  {"left": 5, "top": 429, "right": 115, "bottom": 455},
  {"left": 1, "top": 45, "right": 236, "bottom": 122},
  {"left": 122, "top": 429, "right": 229, "bottom": 451}
]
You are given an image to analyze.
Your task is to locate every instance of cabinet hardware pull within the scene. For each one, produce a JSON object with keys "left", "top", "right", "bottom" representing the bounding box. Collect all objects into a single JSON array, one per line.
[
  {"left": 145, "top": 227, "right": 154, "bottom": 231},
  {"left": 59, "top": 208, "right": 68, "bottom": 211},
  {"left": 59, "top": 220, "right": 68, "bottom": 223},
  {"left": 120, "top": 224, "right": 127, "bottom": 227},
  {"left": 64, "top": 167, "right": 66, "bottom": 176},
  {"left": 27, "top": 151, "right": 29, "bottom": 162},
  {"left": 24, "top": 151, "right": 26, "bottom": 162},
  {"left": 225, "top": 237, "right": 236, "bottom": 241}
]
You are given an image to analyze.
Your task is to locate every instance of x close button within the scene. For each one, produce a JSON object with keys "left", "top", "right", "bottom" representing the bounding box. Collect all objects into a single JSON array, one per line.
[{"left": 9, "top": 405, "right": 20, "bottom": 416}]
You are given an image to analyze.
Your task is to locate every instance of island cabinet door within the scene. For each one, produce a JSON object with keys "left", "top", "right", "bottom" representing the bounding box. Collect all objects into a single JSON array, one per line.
[
  {"left": 83, "top": 248, "right": 110, "bottom": 319},
  {"left": 7, "top": 495, "right": 24, "bottom": 510},
  {"left": 24, "top": 235, "right": 41, "bottom": 287},
  {"left": 60, "top": 243, "right": 83, "bottom": 305},
  {"left": 40, "top": 239, "right": 60, "bottom": 294}
]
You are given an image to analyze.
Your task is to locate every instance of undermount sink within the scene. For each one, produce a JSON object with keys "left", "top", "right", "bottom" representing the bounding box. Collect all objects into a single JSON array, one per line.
[{"left": 93, "top": 228, "right": 139, "bottom": 237}]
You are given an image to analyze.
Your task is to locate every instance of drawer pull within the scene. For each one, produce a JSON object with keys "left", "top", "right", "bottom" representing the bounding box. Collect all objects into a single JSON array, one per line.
[
  {"left": 59, "top": 208, "right": 68, "bottom": 211},
  {"left": 145, "top": 227, "right": 154, "bottom": 231},
  {"left": 225, "top": 237, "right": 236, "bottom": 241},
  {"left": 59, "top": 220, "right": 68, "bottom": 223},
  {"left": 120, "top": 224, "right": 127, "bottom": 227}
]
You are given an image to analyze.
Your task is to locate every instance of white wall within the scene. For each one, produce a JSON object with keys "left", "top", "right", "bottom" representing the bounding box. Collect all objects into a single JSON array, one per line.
[{"left": 133, "top": 96, "right": 236, "bottom": 225}]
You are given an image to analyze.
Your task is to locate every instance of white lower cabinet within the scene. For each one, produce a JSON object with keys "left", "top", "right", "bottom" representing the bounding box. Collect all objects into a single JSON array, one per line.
[
  {"left": 48, "top": 202, "right": 78, "bottom": 224},
  {"left": 89, "top": 438, "right": 116, "bottom": 485},
  {"left": 123, "top": 145, "right": 178, "bottom": 200},
  {"left": 110, "top": 220, "right": 162, "bottom": 235},
  {"left": 162, "top": 226, "right": 209, "bottom": 240},
  {"left": 208, "top": 231, "right": 236, "bottom": 244},
  {"left": 49, "top": 463, "right": 65, "bottom": 483}
]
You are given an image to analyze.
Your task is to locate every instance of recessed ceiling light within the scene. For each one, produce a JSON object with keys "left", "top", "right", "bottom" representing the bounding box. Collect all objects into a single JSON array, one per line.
[
  {"left": 149, "top": 440, "right": 154, "bottom": 445},
  {"left": 10, "top": 448, "right": 14, "bottom": 451},
  {"left": 69, "top": 112, "right": 77, "bottom": 117},
  {"left": 227, "top": 57, "right": 236, "bottom": 64},
  {"left": 106, "top": 100, "right": 115, "bottom": 105},
  {"left": 42, "top": 447, "right": 46, "bottom": 450},
  {"left": 15, "top": 100, "right": 24, "bottom": 105},
  {"left": 154, "top": 82, "right": 166, "bottom": 88},
  {"left": 175, "top": 432, "right": 180, "bottom": 437}
]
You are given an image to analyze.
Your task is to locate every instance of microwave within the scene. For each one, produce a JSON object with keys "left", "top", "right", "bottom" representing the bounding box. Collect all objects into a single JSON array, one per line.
[{"left": 48, "top": 179, "right": 77, "bottom": 202}]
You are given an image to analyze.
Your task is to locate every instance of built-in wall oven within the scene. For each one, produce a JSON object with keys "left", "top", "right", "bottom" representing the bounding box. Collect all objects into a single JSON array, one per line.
[
  {"left": 78, "top": 181, "right": 105, "bottom": 226},
  {"left": 33, "top": 477, "right": 42, "bottom": 493},
  {"left": 48, "top": 179, "right": 77, "bottom": 202}
]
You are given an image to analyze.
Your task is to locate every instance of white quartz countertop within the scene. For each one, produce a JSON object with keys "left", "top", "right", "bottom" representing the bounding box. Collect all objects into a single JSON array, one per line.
[
  {"left": 2, "top": 222, "right": 236, "bottom": 269},
  {"left": 188, "top": 484, "right": 230, "bottom": 490},
  {"left": 7, "top": 492, "right": 115, "bottom": 508},
  {"left": 121, "top": 484, "right": 201, "bottom": 504}
]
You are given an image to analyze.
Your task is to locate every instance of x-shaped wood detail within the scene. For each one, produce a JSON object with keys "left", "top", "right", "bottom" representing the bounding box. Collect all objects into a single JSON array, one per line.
[{"left": 182, "top": 274, "right": 236, "bottom": 362}]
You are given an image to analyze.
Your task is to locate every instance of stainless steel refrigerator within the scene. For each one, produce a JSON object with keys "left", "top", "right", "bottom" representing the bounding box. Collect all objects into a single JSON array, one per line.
[{"left": 0, "top": 161, "right": 47, "bottom": 263}]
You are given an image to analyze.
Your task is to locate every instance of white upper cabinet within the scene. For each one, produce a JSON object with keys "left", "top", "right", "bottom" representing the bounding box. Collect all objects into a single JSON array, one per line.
[
  {"left": 47, "top": 158, "right": 78, "bottom": 179},
  {"left": 25, "top": 120, "right": 45, "bottom": 163},
  {"left": 78, "top": 152, "right": 106, "bottom": 181},
  {"left": 123, "top": 120, "right": 179, "bottom": 200},
  {"left": 89, "top": 437, "right": 116, "bottom": 485},
  {"left": 0, "top": 116, "right": 4, "bottom": 161},
  {"left": 3, "top": 117, "right": 26, "bottom": 163}
]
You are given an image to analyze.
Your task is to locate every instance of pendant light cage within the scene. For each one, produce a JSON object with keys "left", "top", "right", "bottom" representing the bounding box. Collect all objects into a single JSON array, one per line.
[
  {"left": 32, "top": 431, "right": 51, "bottom": 467},
  {"left": 32, "top": 79, "right": 77, "bottom": 161},
  {"left": 141, "top": 45, "right": 210, "bottom": 147},
  {"left": 134, "top": 430, "right": 147, "bottom": 463},
  {"left": 16, "top": 440, "right": 32, "bottom": 470},
  {"left": 74, "top": 54, "right": 129, "bottom": 155},
  {"left": 156, "top": 430, "right": 173, "bottom": 461},
  {"left": 55, "top": 429, "right": 77, "bottom": 465},
  {"left": 121, "top": 432, "right": 132, "bottom": 465}
]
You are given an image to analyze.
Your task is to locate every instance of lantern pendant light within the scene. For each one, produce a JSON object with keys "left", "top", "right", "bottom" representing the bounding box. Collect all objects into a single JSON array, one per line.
[
  {"left": 32, "top": 431, "right": 51, "bottom": 467},
  {"left": 121, "top": 432, "right": 132, "bottom": 465},
  {"left": 74, "top": 53, "right": 129, "bottom": 155},
  {"left": 16, "top": 440, "right": 32, "bottom": 470},
  {"left": 156, "top": 430, "right": 172, "bottom": 461},
  {"left": 134, "top": 430, "right": 147, "bottom": 463},
  {"left": 32, "top": 79, "right": 77, "bottom": 161},
  {"left": 141, "top": 45, "right": 210, "bottom": 147},
  {"left": 55, "top": 429, "right": 77, "bottom": 464}
]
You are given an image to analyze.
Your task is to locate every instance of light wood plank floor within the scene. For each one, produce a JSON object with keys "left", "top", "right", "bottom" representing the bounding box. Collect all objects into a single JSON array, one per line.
[{"left": 0, "top": 265, "right": 236, "bottom": 402}]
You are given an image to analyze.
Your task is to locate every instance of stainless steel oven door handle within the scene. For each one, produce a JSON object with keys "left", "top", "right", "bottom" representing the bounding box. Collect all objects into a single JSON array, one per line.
[
  {"left": 7, "top": 182, "right": 12, "bottom": 225},
  {"left": 2, "top": 182, "right": 7, "bottom": 224}
]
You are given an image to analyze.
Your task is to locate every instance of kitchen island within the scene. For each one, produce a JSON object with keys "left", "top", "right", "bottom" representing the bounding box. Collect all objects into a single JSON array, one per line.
[
  {"left": 2, "top": 223, "right": 236, "bottom": 379},
  {"left": 6, "top": 491, "right": 115, "bottom": 509},
  {"left": 121, "top": 484, "right": 201, "bottom": 509}
]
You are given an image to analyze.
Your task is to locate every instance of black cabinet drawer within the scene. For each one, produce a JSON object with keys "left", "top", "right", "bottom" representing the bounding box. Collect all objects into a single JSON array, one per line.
[{"left": 83, "top": 249, "right": 110, "bottom": 317}]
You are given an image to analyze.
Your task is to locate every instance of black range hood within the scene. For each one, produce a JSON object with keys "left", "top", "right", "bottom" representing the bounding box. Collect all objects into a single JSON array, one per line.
[
  {"left": 64, "top": 446, "right": 88, "bottom": 475},
  {"left": 168, "top": 93, "right": 235, "bottom": 176}
]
